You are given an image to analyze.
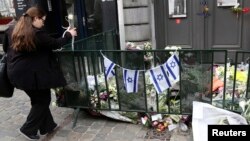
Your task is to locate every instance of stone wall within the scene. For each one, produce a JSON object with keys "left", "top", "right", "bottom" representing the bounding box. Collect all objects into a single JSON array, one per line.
[{"left": 123, "top": 0, "right": 151, "bottom": 44}]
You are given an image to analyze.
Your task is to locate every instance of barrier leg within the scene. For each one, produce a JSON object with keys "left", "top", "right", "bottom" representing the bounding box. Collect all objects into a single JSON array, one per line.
[{"left": 72, "top": 107, "right": 80, "bottom": 128}]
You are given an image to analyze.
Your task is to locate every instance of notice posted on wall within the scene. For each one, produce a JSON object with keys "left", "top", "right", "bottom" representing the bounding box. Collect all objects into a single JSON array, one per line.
[
  {"left": 217, "top": 0, "right": 238, "bottom": 7},
  {"left": 13, "top": 0, "right": 30, "bottom": 19}
]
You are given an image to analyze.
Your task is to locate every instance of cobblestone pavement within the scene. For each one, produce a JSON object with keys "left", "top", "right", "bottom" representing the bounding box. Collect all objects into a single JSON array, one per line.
[{"left": 0, "top": 89, "right": 193, "bottom": 141}]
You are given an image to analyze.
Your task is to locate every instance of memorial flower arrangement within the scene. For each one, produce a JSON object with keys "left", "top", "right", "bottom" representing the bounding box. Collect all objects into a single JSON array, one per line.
[
  {"left": 126, "top": 41, "right": 153, "bottom": 61},
  {"left": 88, "top": 75, "right": 118, "bottom": 109},
  {"left": 141, "top": 113, "right": 191, "bottom": 132},
  {"left": 86, "top": 72, "right": 191, "bottom": 131},
  {"left": 231, "top": 3, "right": 250, "bottom": 18},
  {"left": 212, "top": 62, "right": 249, "bottom": 114},
  {"left": 231, "top": 5, "right": 250, "bottom": 14}
]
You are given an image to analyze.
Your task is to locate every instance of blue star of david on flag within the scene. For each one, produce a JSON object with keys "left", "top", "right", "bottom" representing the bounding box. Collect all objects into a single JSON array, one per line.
[
  {"left": 123, "top": 69, "right": 139, "bottom": 93},
  {"left": 157, "top": 74, "right": 163, "bottom": 81},
  {"left": 127, "top": 77, "right": 133, "bottom": 83}
]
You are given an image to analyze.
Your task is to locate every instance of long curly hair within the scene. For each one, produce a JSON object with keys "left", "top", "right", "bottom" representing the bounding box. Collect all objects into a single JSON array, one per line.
[{"left": 11, "top": 6, "right": 46, "bottom": 52}]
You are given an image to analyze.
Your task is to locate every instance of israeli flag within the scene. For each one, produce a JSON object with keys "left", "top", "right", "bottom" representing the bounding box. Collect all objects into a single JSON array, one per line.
[
  {"left": 149, "top": 65, "right": 172, "bottom": 94},
  {"left": 165, "top": 53, "right": 180, "bottom": 83},
  {"left": 123, "top": 69, "right": 139, "bottom": 93},
  {"left": 104, "top": 56, "right": 116, "bottom": 79}
]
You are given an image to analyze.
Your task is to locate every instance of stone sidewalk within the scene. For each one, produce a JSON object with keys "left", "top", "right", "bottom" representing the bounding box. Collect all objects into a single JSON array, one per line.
[{"left": 0, "top": 89, "right": 193, "bottom": 141}]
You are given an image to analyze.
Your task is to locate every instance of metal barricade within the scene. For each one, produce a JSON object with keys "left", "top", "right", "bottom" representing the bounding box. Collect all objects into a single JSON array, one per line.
[
  {"left": 54, "top": 30, "right": 250, "bottom": 127},
  {"left": 55, "top": 49, "right": 250, "bottom": 116}
]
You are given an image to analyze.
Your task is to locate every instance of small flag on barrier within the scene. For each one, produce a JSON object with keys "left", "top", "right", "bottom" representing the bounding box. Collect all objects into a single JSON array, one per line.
[
  {"left": 149, "top": 65, "right": 172, "bottom": 94},
  {"left": 165, "top": 53, "right": 180, "bottom": 82},
  {"left": 104, "top": 56, "right": 116, "bottom": 79},
  {"left": 123, "top": 69, "right": 139, "bottom": 93}
]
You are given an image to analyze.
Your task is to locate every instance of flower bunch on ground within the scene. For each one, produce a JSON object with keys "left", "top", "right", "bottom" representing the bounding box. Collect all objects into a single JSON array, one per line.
[{"left": 141, "top": 114, "right": 191, "bottom": 132}]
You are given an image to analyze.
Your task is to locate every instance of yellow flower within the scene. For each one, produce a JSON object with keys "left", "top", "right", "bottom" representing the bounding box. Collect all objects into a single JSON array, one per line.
[{"left": 236, "top": 71, "right": 247, "bottom": 83}]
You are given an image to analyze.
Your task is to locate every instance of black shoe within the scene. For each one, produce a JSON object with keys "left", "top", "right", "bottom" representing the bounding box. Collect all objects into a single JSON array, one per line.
[
  {"left": 49, "top": 124, "right": 60, "bottom": 133},
  {"left": 19, "top": 129, "right": 40, "bottom": 140}
]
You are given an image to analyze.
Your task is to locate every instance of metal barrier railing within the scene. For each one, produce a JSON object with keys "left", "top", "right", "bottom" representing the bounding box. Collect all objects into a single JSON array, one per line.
[{"left": 54, "top": 48, "right": 250, "bottom": 127}]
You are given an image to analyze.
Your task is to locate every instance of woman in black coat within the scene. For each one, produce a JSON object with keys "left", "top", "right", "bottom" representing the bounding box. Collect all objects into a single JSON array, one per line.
[{"left": 3, "top": 6, "right": 77, "bottom": 140}]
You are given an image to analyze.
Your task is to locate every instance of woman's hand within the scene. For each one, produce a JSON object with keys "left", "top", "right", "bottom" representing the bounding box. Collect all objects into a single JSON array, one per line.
[{"left": 68, "top": 28, "right": 77, "bottom": 37}]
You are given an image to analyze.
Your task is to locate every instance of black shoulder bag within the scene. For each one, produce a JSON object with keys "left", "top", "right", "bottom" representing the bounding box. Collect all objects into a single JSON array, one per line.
[{"left": 0, "top": 54, "right": 14, "bottom": 97}]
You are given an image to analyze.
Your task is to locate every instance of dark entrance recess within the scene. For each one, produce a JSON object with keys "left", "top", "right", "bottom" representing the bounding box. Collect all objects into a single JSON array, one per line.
[
  {"left": 84, "top": 0, "right": 118, "bottom": 36},
  {"left": 13, "top": 0, "right": 87, "bottom": 39},
  {"left": 13, "top": 0, "right": 72, "bottom": 38},
  {"left": 13, "top": 0, "right": 118, "bottom": 39}
]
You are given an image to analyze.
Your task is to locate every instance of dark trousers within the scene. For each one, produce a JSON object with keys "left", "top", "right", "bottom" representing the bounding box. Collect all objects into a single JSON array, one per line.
[{"left": 20, "top": 89, "right": 57, "bottom": 135}]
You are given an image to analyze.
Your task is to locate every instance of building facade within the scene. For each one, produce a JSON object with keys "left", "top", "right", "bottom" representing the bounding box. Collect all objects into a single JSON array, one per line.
[{"left": 2, "top": 0, "right": 250, "bottom": 52}]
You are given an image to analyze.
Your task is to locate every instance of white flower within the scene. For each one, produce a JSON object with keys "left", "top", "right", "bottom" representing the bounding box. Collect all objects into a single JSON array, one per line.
[
  {"left": 234, "top": 3, "right": 240, "bottom": 8},
  {"left": 164, "top": 46, "right": 182, "bottom": 50},
  {"left": 239, "top": 100, "right": 246, "bottom": 112},
  {"left": 87, "top": 75, "right": 97, "bottom": 90},
  {"left": 164, "top": 46, "right": 182, "bottom": 55}
]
